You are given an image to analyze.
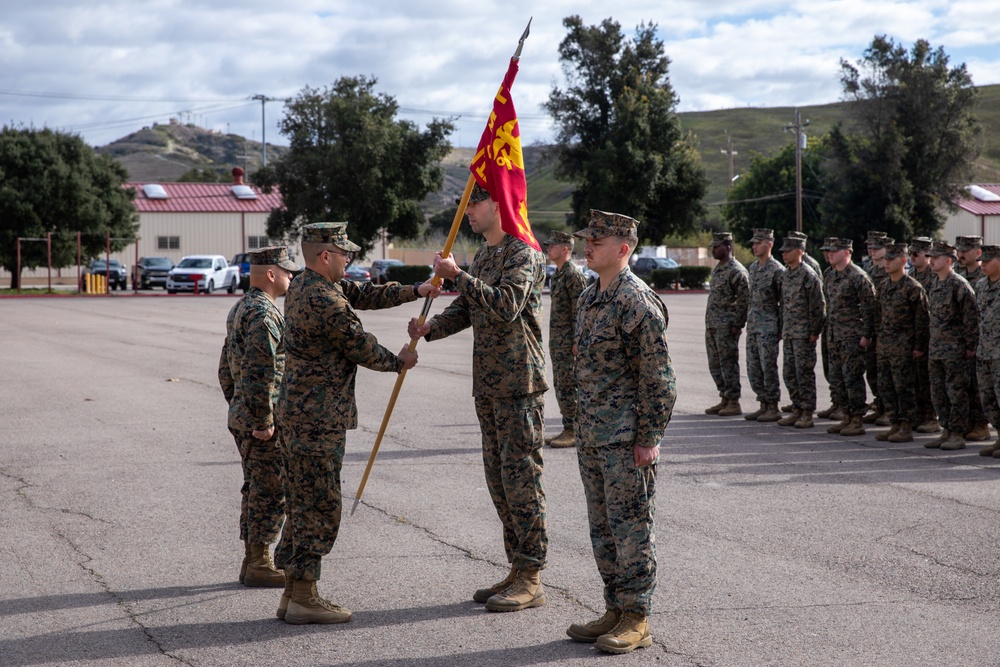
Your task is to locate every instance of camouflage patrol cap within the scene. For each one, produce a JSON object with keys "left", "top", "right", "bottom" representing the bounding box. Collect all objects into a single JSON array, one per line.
[
  {"left": 926, "top": 241, "right": 958, "bottom": 259},
  {"left": 867, "top": 235, "right": 893, "bottom": 249},
  {"left": 300, "top": 222, "right": 361, "bottom": 253},
  {"left": 955, "top": 235, "right": 983, "bottom": 251},
  {"left": 980, "top": 245, "right": 1000, "bottom": 262},
  {"left": 883, "top": 242, "right": 908, "bottom": 259},
  {"left": 709, "top": 231, "right": 733, "bottom": 247},
  {"left": 866, "top": 230, "right": 888, "bottom": 242},
  {"left": 820, "top": 237, "right": 852, "bottom": 251},
  {"left": 788, "top": 231, "right": 809, "bottom": 241},
  {"left": 543, "top": 231, "right": 575, "bottom": 248},
  {"left": 749, "top": 228, "right": 774, "bottom": 243},
  {"left": 778, "top": 236, "right": 806, "bottom": 252},
  {"left": 573, "top": 210, "right": 640, "bottom": 241},
  {"left": 908, "top": 237, "right": 933, "bottom": 253},
  {"left": 250, "top": 245, "right": 301, "bottom": 272},
  {"left": 456, "top": 182, "right": 493, "bottom": 206}
]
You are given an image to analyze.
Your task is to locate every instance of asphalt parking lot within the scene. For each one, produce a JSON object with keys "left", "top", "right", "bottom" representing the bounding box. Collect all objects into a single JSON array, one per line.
[{"left": 2, "top": 290, "right": 1000, "bottom": 666}]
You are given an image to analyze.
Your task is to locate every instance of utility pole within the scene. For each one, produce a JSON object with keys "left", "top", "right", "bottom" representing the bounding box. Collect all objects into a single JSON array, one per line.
[
  {"left": 720, "top": 135, "right": 738, "bottom": 188},
  {"left": 250, "top": 94, "right": 282, "bottom": 167},
  {"left": 783, "top": 110, "right": 810, "bottom": 232}
]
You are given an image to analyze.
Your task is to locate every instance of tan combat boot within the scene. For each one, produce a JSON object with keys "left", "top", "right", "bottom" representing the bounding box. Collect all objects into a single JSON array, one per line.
[
  {"left": 239, "top": 540, "right": 250, "bottom": 584},
  {"left": 979, "top": 436, "right": 1000, "bottom": 457},
  {"left": 705, "top": 399, "right": 728, "bottom": 415},
  {"left": 757, "top": 402, "right": 782, "bottom": 422},
  {"left": 965, "top": 423, "right": 993, "bottom": 442},
  {"left": 780, "top": 403, "right": 795, "bottom": 413},
  {"left": 566, "top": 608, "right": 621, "bottom": 643},
  {"left": 777, "top": 409, "right": 802, "bottom": 427},
  {"left": 940, "top": 432, "right": 966, "bottom": 450},
  {"left": 595, "top": 612, "right": 653, "bottom": 654},
  {"left": 244, "top": 544, "right": 285, "bottom": 588},
  {"left": 817, "top": 404, "right": 839, "bottom": 419},
  {"left": 717, "top": 399, "right": 743, "bottom": 417},
  {"left": 875, "top": 412, "right": 894, "bottom": 427},
  {"left": 840, "top": 415, "right": 866, "bottom": 436},
  {"left": 547, "top": 429, "right": 576, "bottom": 448},
  {"left": 862, "top": 407, "right": 883, "bottom": 424},
  {"left": 915, "top": 415, "right": 941, "bottom": 433},
  {"left": 887, "top": 421, "right": 913, "bottom": 443},
  {"left": 924, "top": 429, "right": 951, "bottom": 449},
  {"left": 829, "top": 407, "right": 846, "bottom": 422},
  {"left": 794, "top": 411, "right": 814, "bottom": 428},
  {"left": 875, "top": 423, "right": 901, "bottom": 442},
  {"left": 473, "top": 564, "right": 517, "bottom": 603},
  {"left": 276, "top": 577, "right": 293, "bottom": 620},
  {"left": 744, "top": 402, "right": 766, "bottom": 421},
  {"left": 284, "top": 579, "right": 352, "bottom": 624},
  {"left": 827, "top": 416, "right": 850, "bottom": 434},
  {"left": 485, "top": 569, "right": 546, "bottom": 612}
]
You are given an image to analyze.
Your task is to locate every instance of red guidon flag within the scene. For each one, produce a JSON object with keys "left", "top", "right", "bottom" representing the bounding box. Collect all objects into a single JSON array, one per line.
[{"left": 470, "top": 57, "right": 541, "bottom": 251}]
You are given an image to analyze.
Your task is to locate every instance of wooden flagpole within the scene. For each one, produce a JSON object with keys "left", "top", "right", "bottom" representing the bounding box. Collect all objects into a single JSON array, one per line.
[{"left": 351, "top": 19, "right": 532, "bottom": 515}]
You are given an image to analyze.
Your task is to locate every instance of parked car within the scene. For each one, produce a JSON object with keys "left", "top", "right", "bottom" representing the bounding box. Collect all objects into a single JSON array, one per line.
[
  {"left": 345, "top": 265, "right": 371, "bottom": 282},
  {"left": 632, "top": 256, "right": 680, "bottom": 282},
  {"left": 369, "top": 259, "right": 404, "bottom": 284},
  {"left": 83, "top": 258, "right": 128, "bottom": 290},
  {"left": 166, "top": 255, "right": 240, "bottom": 294},
  {"left": 133, "top": 256, "right": 174, "bottom": 290},
  {"left": 231, "top": 252, "right": 251, "bottom": 292}
]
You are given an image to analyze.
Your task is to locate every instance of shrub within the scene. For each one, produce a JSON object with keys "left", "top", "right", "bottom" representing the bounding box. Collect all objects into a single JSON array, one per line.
[
  {"left": 649, "top": 268, "right": 680, "bottom": 290},
  {"left": 677, "top": 266, "right": 711, "bottom": 289},
  {"left": 385, "top": 264, "right": 433, "bottom": 285}
]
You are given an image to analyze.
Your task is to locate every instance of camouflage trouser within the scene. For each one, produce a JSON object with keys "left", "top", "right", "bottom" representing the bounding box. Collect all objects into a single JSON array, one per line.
[
  {"left": 877, "top": 353, "right": 918, "bottom": 424},
  {"left": 969, "top": 363, "right": 988, "bottom": 426},
  {"left": 705, "top": 327, "right": 742, "bottom": 399},
  {"left": 746, "top": 331, "right": 780, "bottom": 403},
  {"left": 782, "top": 338, "right": 817, "bottom": 411},
  {"left": 474, "top": 393, "right": 548, "bottom": 572},
  {"left": 281, "top": 430, "right": 346, "bottom": 582},
  {"left": 550, "top": 345, "right": 578, "bottom": 429},
  {"left": 230, "top": 426, "right": 285, "bottom": 545},
  {"left": 828, "top": 339, "right": 868, "bottom": 416},
  {"left": 577, "top": 441, "right": 656, "bottom": 616},
  {"left": 928, "top": 358, "right": 971, "bottom": 435},
  {"left": 915, "top": 355, "right": 935, "bottom": 421},
  {"left": 865, "top": 336, "right": 881, "bottom": 408},
  {"left": 977, "top": 358, "right": 1000, "bottom": 429}
]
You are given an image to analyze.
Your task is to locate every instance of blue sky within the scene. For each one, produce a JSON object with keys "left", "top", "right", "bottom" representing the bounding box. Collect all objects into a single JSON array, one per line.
[{"left": 2, "top": 1, "right": 997, "bottom": 152}]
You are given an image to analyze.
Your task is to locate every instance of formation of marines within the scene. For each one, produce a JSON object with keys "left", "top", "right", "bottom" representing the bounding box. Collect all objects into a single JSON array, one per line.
[
  {"left": 218, "top": 196, "right": 675, "bottom": 655},
  {"left": 703, "top": 229, "right": 1000, "bottom": 455}
]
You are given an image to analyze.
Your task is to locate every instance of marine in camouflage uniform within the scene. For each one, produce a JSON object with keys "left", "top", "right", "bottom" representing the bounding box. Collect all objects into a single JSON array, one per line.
[
  {"left": 279, "top": 222, "right": 427, "bottom": 624},
  {"left": 863, "top": 232, "right": 891, "bottom": 422},
  {"left": 567, "top": 210, "right": 676, "bottom": 655},
  {"left": 874, "top": 243, "right": 929, "bottom": 442},
  {"left": 820, "top": 238, "right": 876, "bottom": 436},
  {"left": 544, "top": 231, "right": 588, "bottom": 448},
  {"left": 744, "top": 229, "right": 785, "bottom": 420},
  {"left": 924, "top": 241, "right": 979, "bottom": 451},
  {"left": 787, "top": 232, "right": 829, "bottom": 416},
  {"left": 704, "top": 232, "right": 749, "bottom": 415},
  {"left": 907, "top": 237, "right": 938, "bottom": 431},
  {"left": 956, "top": 235, "right": 990, "bottom": 440},
  {"left": 414, "top": 183, "right": 549, "bottom": 612},
  {"left": 218, "top": 246, "right": 300, "bottom": 588},
  {"left": 777, "top": 237, "right": 825, "bottom": 425},
  {"left": 974, "top": 245, "right": 1000, "bottom": 455}
]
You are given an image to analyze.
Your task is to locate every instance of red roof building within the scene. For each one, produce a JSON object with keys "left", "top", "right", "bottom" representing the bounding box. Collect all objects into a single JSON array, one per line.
[{"left": 943, "top": 184, "right": 1000, "bottom": 245}]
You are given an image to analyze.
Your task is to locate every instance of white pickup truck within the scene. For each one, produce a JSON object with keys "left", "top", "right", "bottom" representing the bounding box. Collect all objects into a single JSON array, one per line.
[{"left": 166, "top": 254, "right": 240, "bottom": 294}]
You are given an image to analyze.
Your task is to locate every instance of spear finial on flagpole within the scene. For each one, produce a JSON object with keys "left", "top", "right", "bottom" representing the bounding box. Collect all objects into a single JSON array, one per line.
[{"left": 351, "top": 23, "right": 532, "bottom": 516}]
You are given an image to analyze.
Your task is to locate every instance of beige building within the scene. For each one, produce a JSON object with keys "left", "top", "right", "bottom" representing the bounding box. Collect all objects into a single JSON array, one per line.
[{"left": 941, "top": 184, "right": 1000, "bottom": 244}]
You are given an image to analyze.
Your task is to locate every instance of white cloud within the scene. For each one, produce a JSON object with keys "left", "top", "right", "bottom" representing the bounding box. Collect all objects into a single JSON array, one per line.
[{"left": 0, "top": 1, "right": 996, "bottom": 150}]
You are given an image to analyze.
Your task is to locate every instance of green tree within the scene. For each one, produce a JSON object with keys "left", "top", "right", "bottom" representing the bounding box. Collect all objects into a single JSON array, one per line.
[
  {"left": 0, "top": 127, "right": 138, "bottom": 289},
  {"left": 543, "top": 16, "right": 708, "bottom": 243},
  {"left": 256, "top": 76, "right": 454, "bottom": 254},
  {"left": 831, "top": 35, "right": 981, "bottom": 238},
  {"left": 722, "top": 138, "right": 828, "bottom": 246}
]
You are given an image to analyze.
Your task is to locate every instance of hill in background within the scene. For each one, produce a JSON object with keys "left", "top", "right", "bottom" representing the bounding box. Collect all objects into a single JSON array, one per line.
[{"left": 99, "top": 84, "right": 1000, "bottom": 231}]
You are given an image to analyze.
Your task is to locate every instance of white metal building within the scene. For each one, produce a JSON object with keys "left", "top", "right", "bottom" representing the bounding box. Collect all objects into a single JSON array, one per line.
[{"left": 941, "top": 184, "right": 1000, "bottom": 244}]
